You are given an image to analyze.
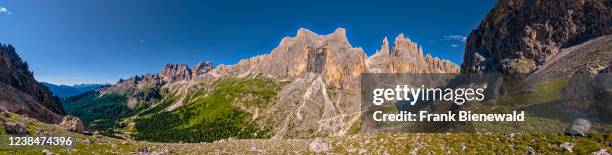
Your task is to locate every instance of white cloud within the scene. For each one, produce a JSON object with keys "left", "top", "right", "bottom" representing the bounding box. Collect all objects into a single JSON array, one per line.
[
  {"left": 450, "top": 44, "right": 460, "bottom": 48},
  {"left": 444, "top": 35, "right": 467, "bottom": 42},
  {"left": 0, "top": 7, "right": 11, "bottom": 15}
]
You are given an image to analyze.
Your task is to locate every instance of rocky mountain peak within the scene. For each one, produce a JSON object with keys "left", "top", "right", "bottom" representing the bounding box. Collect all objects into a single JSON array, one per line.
[
  {"left": 366, "top": 35, "right": 459, "bottom": 73},
  {"left": 366, "top": 37, "right": 391, "bottom": 73},
  {"left": 296, "top": 28, "right": 317, "bottom": 39},
  {"left": 0, "top": 44, "right": 30, "bottom": 77},
  {"left": 392, "top": 33, "right": 423, "bottom": 60},
  {"left": 327, "top": 28, "right": 347, "bottom": 40},
  {"left": 371, "top": 37, "right": 390, "bottom": 57},
  {"left": 462, "top": 0, "right": 612, "bottom": 73},
  {"left": 287, "top": 28, "right": 352, "bottom": 49},
  {"left": 161, "top": 64, "right": 192, "bottom": 83},
  {"left": 396, "top": 33, "right": 405, "bottom": 40},
  {"left": 108, "top": 61, "right": 214, "bottom": 96},
  {"left": 192, "top": 61, "right": 214, "bottom": 78},
  {"left": 324, "top": 28, "right": 351, "bottom": 48},
  {"left": 214, "top": 28, "right": 366, "bottom": 88},
  {"left": 381, "top": 37, "right": 389, "bottom": 52}
]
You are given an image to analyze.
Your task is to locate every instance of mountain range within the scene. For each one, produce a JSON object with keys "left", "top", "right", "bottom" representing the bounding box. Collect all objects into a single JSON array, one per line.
[
  {"left": 62, "top": 28, "right": 460, "bottom": 142},
  {"left": 42, "top": 83, "right": 108, "bottom": 98}
]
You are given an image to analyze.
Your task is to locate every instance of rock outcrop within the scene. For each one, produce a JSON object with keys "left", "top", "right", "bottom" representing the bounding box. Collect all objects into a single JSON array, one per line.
[
  {"left": 0, "top": 44, "right": 65, "bottom": 123},
  {"left": 463, "top": 0, "right": 612, "bottom": 73}
]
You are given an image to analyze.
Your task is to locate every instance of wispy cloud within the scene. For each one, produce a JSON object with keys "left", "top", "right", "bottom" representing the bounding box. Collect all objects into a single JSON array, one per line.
[
  {"left": 137, "top": 39, "right": 147, "bottom": 46},
  {"left": 444, "top": 35, "right": 467, "bottom": 42},
  {"left": 0, "top": 7, "right": 11, "bottom": 15},
  {"left": 443, "top": 34, "right": 467, "bottom": 48}
]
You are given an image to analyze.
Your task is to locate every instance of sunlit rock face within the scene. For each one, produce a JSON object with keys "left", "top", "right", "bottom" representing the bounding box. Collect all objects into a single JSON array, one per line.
[{"left": 366, "top": 34, "right": 460, "bottom": 74}]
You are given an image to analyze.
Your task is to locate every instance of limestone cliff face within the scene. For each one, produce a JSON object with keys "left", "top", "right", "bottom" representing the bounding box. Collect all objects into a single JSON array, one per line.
[
  {"left": 0, "top": 44, "right": 65, "bottom": 123},
  {"left": 218, "top": 28, "right": 459, "bottom": 88},
  {"left": 161, "top": 64, "right": 192, "bottom": 83},
  {"left": 463, "top": 0, "right": 612, "bottom": 73},
  {"left": 218, "top": 28, "right": 366, "bottom": 89},
  {"left": 366, "top": 35, "right": 460, "bottom": 73}
]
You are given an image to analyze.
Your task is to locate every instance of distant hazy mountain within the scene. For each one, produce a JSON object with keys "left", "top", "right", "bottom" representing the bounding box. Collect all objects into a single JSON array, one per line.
[{"left": 43, "top": 82, "right": 108, "bottom": 97}]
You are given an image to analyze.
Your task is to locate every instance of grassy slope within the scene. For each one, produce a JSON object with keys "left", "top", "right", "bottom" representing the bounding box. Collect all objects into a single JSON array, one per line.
[
  {"left": 131, "top": 74, "right": 282, "bottom": 143},
  {"left": 0, "top": 112, "right": 146, "bottom": 154},
  {"left": 61, "top": 74, "right": 283, "bottom": 143},
  {"left": 62, "top": 92, "right": 133, "bottom": 134},
  {"left": 138, "top": 89, "right": 178, "bottom": 116}
]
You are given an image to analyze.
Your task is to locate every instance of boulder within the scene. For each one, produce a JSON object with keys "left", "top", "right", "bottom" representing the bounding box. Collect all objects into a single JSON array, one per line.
[
  {"left": 592, "top": 149, "right": 610, "bottom": 155},
  {"left": 137, "top": 147, "right": 151, "bottom": 154},
  {"left": 308, "top": 138, "right": 330, "bottom": 153},
  {"left": 60, "top": 115, "right": 85, "bottom": 134},
  {"left": 3, "top": 121, "right": 28, "bottom": 134},
  {"left": 559, "top": 142, "right": 574, "bottom": 152},
  {"left": 42, "top": 149, "right": 56, "bottom": 155},
  {"left": 567, "top": 119, "right": 591, "bottom": 136},
  {"left": 525, "top": 147, "right": 536, "bottom": 155},
  {"left": 0, "top": 106, "right": 9, "bottom": 117}
]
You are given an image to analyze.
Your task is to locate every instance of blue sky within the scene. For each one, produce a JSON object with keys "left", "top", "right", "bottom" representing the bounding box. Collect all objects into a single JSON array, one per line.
[{"left": 0, "top": 0, "right": 496, "bottom": 85}]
